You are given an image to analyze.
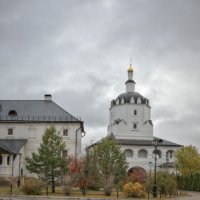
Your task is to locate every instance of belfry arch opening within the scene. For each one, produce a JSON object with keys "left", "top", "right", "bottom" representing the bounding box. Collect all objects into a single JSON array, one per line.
[{"left": 128, "top": 166, "right": 147, "bottom": 183}]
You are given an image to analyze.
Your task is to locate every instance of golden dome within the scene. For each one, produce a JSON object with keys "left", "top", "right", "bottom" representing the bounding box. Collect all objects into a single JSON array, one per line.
[{"left": 128, "top": 64, "right": 134, "bottom": 72}]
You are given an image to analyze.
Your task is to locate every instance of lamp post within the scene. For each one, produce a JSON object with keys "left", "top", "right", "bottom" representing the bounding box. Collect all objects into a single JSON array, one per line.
[
  {"left": 17, "top": 153, "right": 22, "bottom": 187},
  {"left": 152, "top": 138, "right": 162, "bottom": 198}
]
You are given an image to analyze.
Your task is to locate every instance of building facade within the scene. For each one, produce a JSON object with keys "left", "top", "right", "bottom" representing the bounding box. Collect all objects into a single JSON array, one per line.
[
  {"left": 0, "top": 94, "right": 85, "bottom": 178},
  {"left": 107, "top": 64, "right": 181, "bottom": 174}
]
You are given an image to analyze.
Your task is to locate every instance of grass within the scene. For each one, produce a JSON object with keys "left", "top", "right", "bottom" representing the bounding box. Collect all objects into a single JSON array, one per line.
[{"left": 0, "top": 186, "right": 185, "bottom": 199}]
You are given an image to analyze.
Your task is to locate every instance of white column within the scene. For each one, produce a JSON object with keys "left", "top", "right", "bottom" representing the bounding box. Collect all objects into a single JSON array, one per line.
[
  {"left": 2, "top": 154, "right": 8, "bottom": 166},
  {"left": 9, "top": 154, "right": 13, "bottom": 167}
]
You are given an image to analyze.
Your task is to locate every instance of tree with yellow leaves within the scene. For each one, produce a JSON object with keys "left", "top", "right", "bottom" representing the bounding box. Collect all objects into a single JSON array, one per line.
[{"left": 175, "top": 145, "right": 200, "bottom": 176}]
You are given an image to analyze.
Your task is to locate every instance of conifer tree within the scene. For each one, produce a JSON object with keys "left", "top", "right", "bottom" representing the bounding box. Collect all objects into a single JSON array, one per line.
[{"left": 26, "top": 125, "right": 67, "bottom": 193}]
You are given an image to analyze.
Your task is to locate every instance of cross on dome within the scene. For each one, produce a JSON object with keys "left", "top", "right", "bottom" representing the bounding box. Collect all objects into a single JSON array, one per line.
[{"left": 128, "top": 58, "right": 134, "bottom": 72}]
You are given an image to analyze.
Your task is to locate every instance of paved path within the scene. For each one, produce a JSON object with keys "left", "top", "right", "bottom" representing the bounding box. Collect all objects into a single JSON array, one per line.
[
  {"left": 172, "top": 192, "right": 200, "bottom": 200},
  {"left": 0, "top": 192, "right": 200, "bottom": 200}
]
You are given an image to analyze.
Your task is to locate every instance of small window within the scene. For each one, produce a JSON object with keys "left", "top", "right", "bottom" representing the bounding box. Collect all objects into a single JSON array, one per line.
[
  {"left": 124, "top": 149, "right": 133, "bottom": 158},
  {"left": 7, "top": 156, "right": 10, "bottom": 165},
  {"left": 21, "top": 168, "right": 23, "bottom": 176},
  {"left": 133, "top": 123, "right": 137, "bottom": 129},
  {"left": 153, "top": 149, "right": 162, "bottom": 158},
  {"left": 63, "top": 129, "right": 68, "bottom": 136},
  {"left": 134, "top": 110, "right": 137, "bottom": 115},
  {"left": 62, "top": 150, "right": 68, "bottom": 159},
  {"left": 166, "top": 150, "right": 174, "bottom": 159},
  {"left": 138, "top": 149, "right": 148, "bottom": 158},
  {"left": 8, "top": 128, "right": 13, "bottom": 135},
  {"left": 8, "top": 110, "right": 17, "bottom": 116}
]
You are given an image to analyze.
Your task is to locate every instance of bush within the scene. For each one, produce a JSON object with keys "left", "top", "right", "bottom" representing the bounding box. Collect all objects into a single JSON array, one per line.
[
  {"left": 104, "top": 187, "right": 112, "bottom": 196},
  {"left": 123, "top": 182, "right": 146, "bottom": 198},
  {"left": 21, "top": 177, "right": 44, "bottom": 195},
  {"left": 63, "top": 185, "right": 71, "bottom": 196}
]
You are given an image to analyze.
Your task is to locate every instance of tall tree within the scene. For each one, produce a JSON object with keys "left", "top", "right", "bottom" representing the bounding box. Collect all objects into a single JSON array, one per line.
[
  {"left": 175, "top": 145, "right": 200, "bottom": 176},
  {"left": 26, "top": 125, "right": 67, "bottom": 193},
  {"left": 87, "top": 137, "right": 128, "bottom": 196}
]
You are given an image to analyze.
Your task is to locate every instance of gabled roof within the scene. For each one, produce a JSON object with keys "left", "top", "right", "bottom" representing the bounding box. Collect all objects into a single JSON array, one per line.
[
  {"left": 0, "top": 100, "right": 82, "bottom": 123},
  {"left": 0, "top": 139, "right": 27, "bottom": 154}
]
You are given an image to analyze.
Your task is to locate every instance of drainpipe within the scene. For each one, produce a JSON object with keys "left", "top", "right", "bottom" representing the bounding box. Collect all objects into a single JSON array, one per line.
[
  {"left": 75, "top": 122, "right": 86, "bottom": 159},
  {"left": 75, "top": 127, "right": 81, "bottom": 159}
]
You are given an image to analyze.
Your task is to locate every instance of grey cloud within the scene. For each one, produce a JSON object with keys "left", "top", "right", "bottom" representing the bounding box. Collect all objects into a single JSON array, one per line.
[{"left": 0, "top": 0, "right": 200, "bottom": 149}]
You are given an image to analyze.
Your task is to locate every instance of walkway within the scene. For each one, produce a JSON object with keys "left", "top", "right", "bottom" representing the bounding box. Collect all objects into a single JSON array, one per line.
[
  {"left": 172, "top": 192, "right": 200, "bottom": 200},
  {"left": 0, "top": 192, "right": 200, "bottom": 200}
]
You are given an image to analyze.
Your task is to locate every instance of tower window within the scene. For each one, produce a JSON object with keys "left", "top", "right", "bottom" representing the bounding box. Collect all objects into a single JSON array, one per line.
[
  {"left": 134, "top": 110, "right": 137, "bottom": 115},
  {"left": 133, "top": 124, "right": 137, "bottom": 129},
  {"left": 8, "top": 128, "right": 13, "bottom": 135},
  {"left": 63, "top": 129, "right": 68, "bottom": 136}
]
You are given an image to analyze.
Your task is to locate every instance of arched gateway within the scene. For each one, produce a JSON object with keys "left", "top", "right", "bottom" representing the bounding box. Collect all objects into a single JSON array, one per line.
[{"left": 128, "top": 166, "right": 147, "bottom": 183}]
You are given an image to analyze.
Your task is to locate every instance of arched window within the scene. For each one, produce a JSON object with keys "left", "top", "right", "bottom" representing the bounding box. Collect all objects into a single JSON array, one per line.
[
  {"left": 134, "top": 109, "right": 137, "bottom": 115},
  {"left": 153, "top": 149, "right": 162, "bottom": 158},
  {"left": 166, "top": 150, "right": 174, "bottom": 159},
  {"left": 7, "top": 155, "right": 10, "bottom": 165},
  {"left": 138, "top": 149, "right": 148, "bottom": 158},
  {"left": 21, "top": 168, "right": 23, "bottom": 176},
  {"left": 124, "top": 149, "right": 133, "bottom": 158},
  {"left": 8, "top": 110, "right": 17, "bottom": 116}
]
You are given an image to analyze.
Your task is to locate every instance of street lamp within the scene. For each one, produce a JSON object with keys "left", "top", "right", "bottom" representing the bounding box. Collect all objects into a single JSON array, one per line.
[
  {"left": 17, "top": 153, "right": 22, "bottom": 187},
  {"left": 152, "top": 138, "right": 162, "bottom": 198}
]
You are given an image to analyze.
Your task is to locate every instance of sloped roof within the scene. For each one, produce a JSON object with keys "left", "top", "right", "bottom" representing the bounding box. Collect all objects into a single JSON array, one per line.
[
  {"left": 0, "top": 100, "right": 81, "bottom": 123},
  {"left": 0, "top": 139, "right": 27, "bottom": 154},
  {"left": 159, "top": 162, "right": 175, "bottom": 168},
  {"left": 117, "top": 92, "right": 147, "bottom": 104},
  {"left": 110, "top": 135, "right": 181, "bottom": 147}
]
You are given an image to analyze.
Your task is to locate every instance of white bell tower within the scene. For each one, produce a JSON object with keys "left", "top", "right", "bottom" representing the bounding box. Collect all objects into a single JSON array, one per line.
[{"left": 108, "top": 64, "right": 153, "bottom": 140}]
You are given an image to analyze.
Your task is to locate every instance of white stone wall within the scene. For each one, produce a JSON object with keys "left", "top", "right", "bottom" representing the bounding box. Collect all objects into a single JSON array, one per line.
[
  {"left": 0, "top": 122, "right": 83, "bottom": 177},
  {"left": 121, "top": 145, "right": 179, "bottom": 172},
  {"left": 108, "top": 103, "right": 153, "bottom": 140}
]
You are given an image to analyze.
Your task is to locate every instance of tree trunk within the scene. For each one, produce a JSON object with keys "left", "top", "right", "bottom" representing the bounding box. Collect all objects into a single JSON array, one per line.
[{"left": 52, "top": 170, "right": 55, "bottom": 193}]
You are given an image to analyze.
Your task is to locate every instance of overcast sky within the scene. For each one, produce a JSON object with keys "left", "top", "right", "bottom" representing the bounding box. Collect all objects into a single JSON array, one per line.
[{"left": 0, "top": 0, "right": 200, "bottom": 150}]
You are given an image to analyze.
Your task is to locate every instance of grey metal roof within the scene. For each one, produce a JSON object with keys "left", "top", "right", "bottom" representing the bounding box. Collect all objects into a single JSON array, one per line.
[
  {"left": 0, "top": 139, "right": 27, "bottom": 154},
  {"left": 87, "top": 136, "right": 181, "bottom": 151},
  {"left": 108, "top": 134, "right": 181, "bottom": 147},
  {"left": 118, "top": 92, "right": 146, "bottom": 103},
  {"left": 0, "top": 100, "right": 81, "bottom": 123},
  {"left": 116, "top": 136, "right": 181, "bottom": 147},
  {"left": 110, "top": 92, "right": 149, "bottom": 106},
  {"left": 159, "top": 162, "right": 175, "bottom": 168}
]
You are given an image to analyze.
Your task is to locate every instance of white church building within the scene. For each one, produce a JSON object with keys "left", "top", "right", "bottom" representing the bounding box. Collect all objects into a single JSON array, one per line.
[
  {"left": 0, "top": 94, "right": 85, "bottom": 179},
  {"left": 107, "top": 64, "right": 181, "bottom": 175}
]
